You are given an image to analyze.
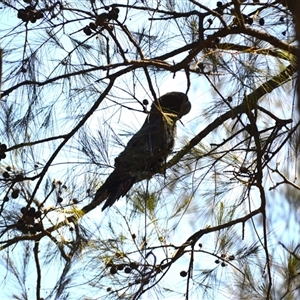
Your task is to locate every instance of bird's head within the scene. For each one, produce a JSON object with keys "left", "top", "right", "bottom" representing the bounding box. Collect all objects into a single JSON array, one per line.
[{"left": 150, "top": 92, "right": 191, "bottom": 121}]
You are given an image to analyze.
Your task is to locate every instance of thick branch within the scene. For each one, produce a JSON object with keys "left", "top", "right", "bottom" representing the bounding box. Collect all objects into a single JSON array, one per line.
[
  {"left": 160, "top": 208, "right": 261, "bottom": 270},
  {"left": 167, "top": 63, "right": 296, "bottom": 168}
]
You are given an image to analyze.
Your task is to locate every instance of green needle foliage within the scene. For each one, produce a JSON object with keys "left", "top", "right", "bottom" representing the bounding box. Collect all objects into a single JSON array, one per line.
[{"left": 0, "top": 0, "right": 300, "bottom": 299}]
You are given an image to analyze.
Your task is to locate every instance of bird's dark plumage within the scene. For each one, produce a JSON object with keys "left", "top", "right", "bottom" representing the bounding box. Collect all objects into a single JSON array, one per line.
[{"left": 88, "top": 92, "right": 191, "bottom": 211}]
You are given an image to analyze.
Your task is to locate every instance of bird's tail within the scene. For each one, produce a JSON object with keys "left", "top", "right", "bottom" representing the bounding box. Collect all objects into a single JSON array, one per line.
[{"left": 82, "top": 171, "right": 135, "bottom": 213}]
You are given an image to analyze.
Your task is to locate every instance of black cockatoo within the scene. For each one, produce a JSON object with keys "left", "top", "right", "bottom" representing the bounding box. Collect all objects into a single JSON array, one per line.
[{"left": 85, "top": 92, "right": 191, "bottom": 212}]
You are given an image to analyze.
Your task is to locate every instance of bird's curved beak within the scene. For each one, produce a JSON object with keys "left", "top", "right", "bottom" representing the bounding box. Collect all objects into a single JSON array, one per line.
[{"left": 179, "top": 100, "right": 191, "bottom": 118}]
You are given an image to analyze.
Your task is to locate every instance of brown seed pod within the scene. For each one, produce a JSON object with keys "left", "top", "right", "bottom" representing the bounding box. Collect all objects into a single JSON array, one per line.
[
  {"left": 28, "top": 207, "right": 36, "bottom": 216},
  {"left": 0, "top": 144, "right": 7, "bottom": 151},
  {"left": 11, "top": 189, "right": 20, "bottom": 199},
  {"left": 247, "top": 18, "right": 253, "bottom": 25},
  {"left": 3, "top": 171, "right": 10, "bottom": 178},
  {"left": 21, "top": 207, "right": 27, "bottom": 215},
  {"left": 96, "top": 13, "right": 109, "bottom": 26},
  {"left": 89, "top": 22, "right": 97, "bottom": 31},
  {"left": 259, "top": 18, "right": 265, "bottom": 26},
  {"left": 129, "top": 262, "right": 139, "bottom": 270},
  {"left": 33, "top": 223, "right": 42, "bottom": 232},
  {"left": 29, "top": 227, "right": 37, "bottom": 234},
  {"left": 17, "top": 9, "right": 27, "bottom": 20},
  {"left": 17, "top": 218, "right": 25, "bottom": 225},
  {"left": 110, "top": 266, "right": 118, "bottom": 275},
  {"left": 36, "top": 11, "right": 44, "bottom": 19},
  {"left": 180, "top": 270, "right": 187, "bottom": 277},
  {"left": 109, "top": 7, "right": 119, "bottom": 20},
  {"left": 25, "top": 5, "right": 35, "bottom": 12},
  {"left": 34, "top": 210, "right": 42, "bottom": 218},
  {"left": 83, "top": 26, "right": 92, "bottom": 36}
]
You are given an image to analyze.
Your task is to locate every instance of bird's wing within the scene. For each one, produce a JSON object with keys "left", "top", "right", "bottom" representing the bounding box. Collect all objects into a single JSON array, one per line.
[
  {"left": 92, "top": 118, "right": 175, "bottom": 211},
  {"left": 115, "top": 118, "right": 175, "bottom": 172}
]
